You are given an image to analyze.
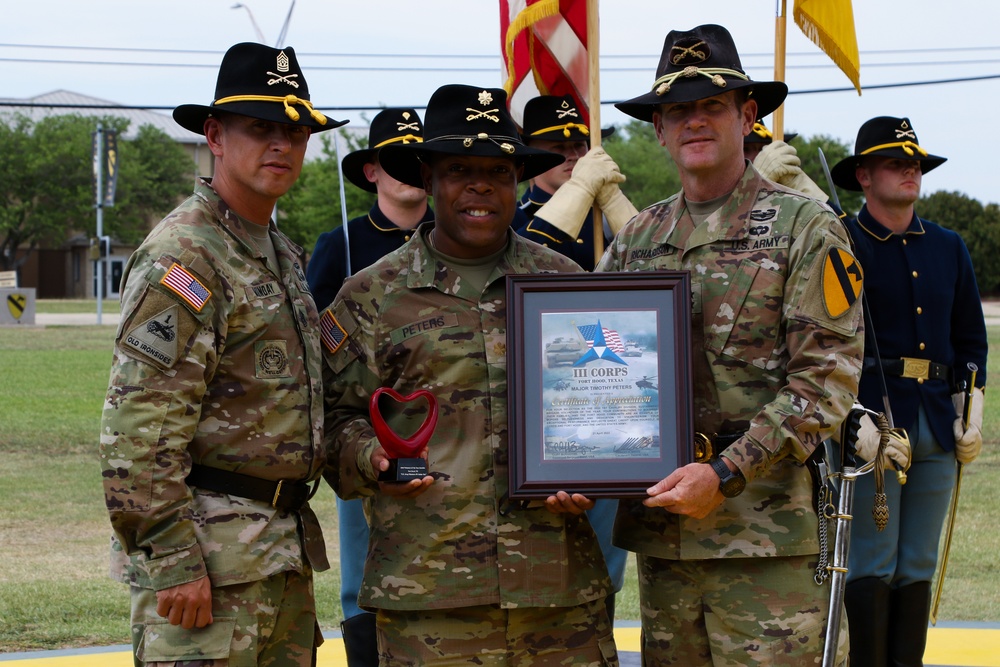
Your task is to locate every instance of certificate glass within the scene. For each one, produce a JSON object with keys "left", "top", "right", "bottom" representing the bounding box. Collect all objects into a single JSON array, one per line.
[{"left": 507, "top": 272, "right": 694, "bottom": 498}]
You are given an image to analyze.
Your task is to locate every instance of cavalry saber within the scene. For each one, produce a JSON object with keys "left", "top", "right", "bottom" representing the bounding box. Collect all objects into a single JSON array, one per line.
[
  {"left": 822, "top": 456, "right": 879, "bottom": 667},
  {"left": 930, "top": 361, "right": 978, "bottom": 625},
  {"left": 818, "top": 146, "right": 906, "bottom": 485}
]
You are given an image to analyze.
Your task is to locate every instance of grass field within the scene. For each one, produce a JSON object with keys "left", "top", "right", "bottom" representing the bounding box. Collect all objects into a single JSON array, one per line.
[{"left": 0, "top": 308, "right": 995, "bottom": 652}]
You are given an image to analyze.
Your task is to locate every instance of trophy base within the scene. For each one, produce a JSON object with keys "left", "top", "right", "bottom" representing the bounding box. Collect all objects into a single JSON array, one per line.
[{"left": 378, "top": 458, "right": 428, "bottom": 483}]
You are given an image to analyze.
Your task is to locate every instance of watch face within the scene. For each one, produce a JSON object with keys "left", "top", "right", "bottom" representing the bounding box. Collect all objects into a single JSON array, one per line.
[
  {"left": 712, "top": 458, "right": 746, "bottom": 498},
  {"left": 721, "top": 473, "right": 746, "bottom": 498}
]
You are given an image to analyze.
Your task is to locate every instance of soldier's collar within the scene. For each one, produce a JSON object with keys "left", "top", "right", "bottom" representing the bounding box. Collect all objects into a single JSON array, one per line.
[{"left": 857, "top": 206, "right": 926, "bottom": 240}]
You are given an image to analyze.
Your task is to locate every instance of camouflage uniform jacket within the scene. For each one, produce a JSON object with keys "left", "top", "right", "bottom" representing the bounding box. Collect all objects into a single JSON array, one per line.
[
  {"left": 322, "top": 225, "right": 613, "bottom": 611},
  {"left": 597, "top": 164, "right": 864, "bottom": 560},
  {"left": 100, "top": 179, "right": 328, "bottom": 592}
]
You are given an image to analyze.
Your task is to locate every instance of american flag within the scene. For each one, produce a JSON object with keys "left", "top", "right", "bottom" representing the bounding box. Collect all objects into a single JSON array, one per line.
[
  {"left": 577, "top": 324, "right": 625, "bottom": 354},
  {"left": 499, "top": 0, "right": 589, "bottom": 127},
  {"left": 321, "top": 310, "right": 347, "bottom": 354},
  {"left": 161, "top": 263, "right": 211, "bottom": 311}
]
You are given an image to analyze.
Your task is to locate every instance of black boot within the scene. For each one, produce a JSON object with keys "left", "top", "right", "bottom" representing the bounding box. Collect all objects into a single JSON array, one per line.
[
  {"left": 844, "top": 576, "right": 891, "bottom": 667},
  {"left": 341, "top": 612, "right": 379, "bottom": 667},
  {"left": 888, "top": 581, "right": 932, "bottom": 667}
]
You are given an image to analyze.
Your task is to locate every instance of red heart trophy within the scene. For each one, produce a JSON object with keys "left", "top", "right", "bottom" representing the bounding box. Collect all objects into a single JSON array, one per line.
[{"left": 370, "top": 387, "right": 439, "bottom": 483}]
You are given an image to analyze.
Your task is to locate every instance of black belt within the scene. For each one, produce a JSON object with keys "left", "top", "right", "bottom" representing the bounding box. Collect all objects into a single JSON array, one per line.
[
  {"left": 864, "top": 357, "right": 951, "bottom": 383},
  {"left": 693, "top": 431, "right": 743, "bottom": 462},
  {"left": 186, "top": 464, "right": 316, "bottom": 511}
]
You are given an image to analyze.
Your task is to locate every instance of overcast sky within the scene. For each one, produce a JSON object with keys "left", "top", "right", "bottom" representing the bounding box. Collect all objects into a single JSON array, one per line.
[{"left": 5, "top": 0, "right": 1000, "bottom": 204}]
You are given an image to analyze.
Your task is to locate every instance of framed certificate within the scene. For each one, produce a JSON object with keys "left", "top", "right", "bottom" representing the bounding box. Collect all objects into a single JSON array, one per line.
[{"left": 506, "top": 271, "right": 694, "bottom": 498}]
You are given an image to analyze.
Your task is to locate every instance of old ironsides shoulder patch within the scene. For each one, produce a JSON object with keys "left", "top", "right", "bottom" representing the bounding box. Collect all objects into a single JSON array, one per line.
[
  {"left": 321, "top": 309, "right": 348, "bottom": 354},
  {"left": 124, "top": 304, "right": 181, "bottom": 369},
  {"left": 822, "top": 247, "right": 863, "bottom": 318}
]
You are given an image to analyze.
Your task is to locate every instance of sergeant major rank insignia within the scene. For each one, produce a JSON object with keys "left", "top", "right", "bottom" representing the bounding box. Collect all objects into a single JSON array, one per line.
[{"left": 822, "top": 247, "right": 863, "bottom": 318}]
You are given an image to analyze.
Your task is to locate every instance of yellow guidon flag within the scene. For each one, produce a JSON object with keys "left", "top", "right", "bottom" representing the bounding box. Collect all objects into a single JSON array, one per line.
[
  {"left": 794, "top": 0, "right": 861, "bottom": 95},
  {"left": 823, "top": 247, "right": 863, "bottom": 319}
]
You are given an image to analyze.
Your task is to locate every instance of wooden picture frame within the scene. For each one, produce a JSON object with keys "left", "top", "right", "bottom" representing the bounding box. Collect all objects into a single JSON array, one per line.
[{"left": 506, "top": 271, "right": 694, "bottom": 498}]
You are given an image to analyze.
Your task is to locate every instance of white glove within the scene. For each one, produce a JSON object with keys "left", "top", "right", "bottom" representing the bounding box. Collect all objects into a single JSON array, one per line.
[
  {"left": 595, "top": 182, "right": 638, "bottom": 235},
  {"left": 847, "top": 406, "right": 912, "bottom": 471},
  {"left": 952, "top": 387, "right": 985, "bottom": 464},
  {"left": 534, "top": 147, "right": 626, "bottom": 239},
  {"left": 782, "top": 167, "right": 829, "bottom": 202},
  {"left": 754, "top": 140, "right": 828, "bottom": 202},
  {"left": 753, "top": 140, "right": 800, "bottom": 182}
]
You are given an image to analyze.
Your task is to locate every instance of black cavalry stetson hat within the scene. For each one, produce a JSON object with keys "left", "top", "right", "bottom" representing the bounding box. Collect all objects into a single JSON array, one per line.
[
  {"left": 744, "top": 119, "right": 797, "bottom": 146},
  {"left": 173, "top": 42, "right": 346, "bottom": 135},
  {"left": 520, "top": 94, "right": 614, "bottom": 143},
  {"left": 831, "top": 116, "right": 947, "bottom": 191},
  {"left": 378, "top": 84, "right": 566, "bottom": 189},
  {"left": 616, "top": 24, "right": 788, "bottom": 123},
  {"left": 341, "top": 108, "right": 425, "bottom": 193}
]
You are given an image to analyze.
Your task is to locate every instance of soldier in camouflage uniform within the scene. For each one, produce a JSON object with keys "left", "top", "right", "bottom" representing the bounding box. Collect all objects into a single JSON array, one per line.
[
  {"left": 322, "top": 84, "right": 619, "bottom": 666},
  {"left": 99, "top": 43, "right": 345, "bottom": 666},
  {"left": 601, "top": 25, "right": 864, "bottom": 666}
]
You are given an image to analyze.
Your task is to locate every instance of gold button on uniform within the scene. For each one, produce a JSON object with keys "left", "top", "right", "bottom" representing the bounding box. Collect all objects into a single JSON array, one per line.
[
  {"left": 912, "top": 271, "right": 918, "bottom": 278},
  {"left": 919, "top": 343, "right": 926, "bottom": 350},
  {"left": 916, "top": 307, "right": 922, "bottom": 314}
]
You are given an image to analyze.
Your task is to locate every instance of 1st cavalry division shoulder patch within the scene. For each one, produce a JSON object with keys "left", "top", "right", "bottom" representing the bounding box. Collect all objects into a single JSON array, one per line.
[
  {"left": 822, "top": 247, "right": 863, "bottom": 318},
  {"left": 321, "top": 309, "right": 348, "bottom": 354}
]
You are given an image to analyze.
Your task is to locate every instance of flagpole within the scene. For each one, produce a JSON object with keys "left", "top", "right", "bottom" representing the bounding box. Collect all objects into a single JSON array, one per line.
[
  {"left": 772, "top": 0, "right": 787, "bottom": 141},
  {"left": 587, "top": 0, "right": 604, "bottom": 266}
]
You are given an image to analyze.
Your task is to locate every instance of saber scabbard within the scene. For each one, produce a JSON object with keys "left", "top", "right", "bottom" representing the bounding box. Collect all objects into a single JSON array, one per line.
[
  {"left": 822, "top": 455, "right": 880, "bottom": 667},
  {"left": 930, "top": 362, "right": 978, "bottom": 625}
]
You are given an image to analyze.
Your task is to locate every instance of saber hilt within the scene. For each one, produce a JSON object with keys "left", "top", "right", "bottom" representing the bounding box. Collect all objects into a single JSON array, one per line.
[{"left": 963, "top": 362, "right": 979, "bottom": 430}]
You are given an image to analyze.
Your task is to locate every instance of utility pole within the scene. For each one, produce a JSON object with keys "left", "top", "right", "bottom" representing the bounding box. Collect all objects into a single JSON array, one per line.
[{"left": 94, "top": 123, "right": 105, "bottom": 325}]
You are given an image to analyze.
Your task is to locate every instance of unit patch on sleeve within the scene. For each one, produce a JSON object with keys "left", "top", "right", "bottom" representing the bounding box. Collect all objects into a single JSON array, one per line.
[
  {"left": 321, "top": 309, "right": 348, "bottom": 354},
  {"left": 123, "top": 304, "right": 183, "bottom": 369},
  {"left": 161, "top": 263, "right": 212, "bottom": 312},
  {"left": 822, "top": 247, "right": 863, "bottom": 318}
]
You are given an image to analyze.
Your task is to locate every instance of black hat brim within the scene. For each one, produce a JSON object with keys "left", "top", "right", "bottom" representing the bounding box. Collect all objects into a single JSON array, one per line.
[
  {"left": 378, "top": 141, "right": 565, "bottom": 190},
  {"left": 341, "top": 148, "right": 378, "bottom": 193},
  {"left": 744, "top": 131, "right": 798, "bottom": 145},
  {"left": 173, "top": 101, "right": 346, "bottom": 136},
  {"left": 615, "top": 80, "right": 788, "bottom": 123},
  {"left": 830, "top": 150, "right": 948, "bottom": 192},
  {"left": 523, "top": 126, "right": 615, "bottom": 143}
]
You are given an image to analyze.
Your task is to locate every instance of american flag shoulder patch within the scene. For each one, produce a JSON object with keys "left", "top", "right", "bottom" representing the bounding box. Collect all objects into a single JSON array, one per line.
[
  {"left": 160, "top": 263, "right": 212, "bottom": 312},
  {"left": 321, "top": 309, "right": 348, "bottom": 354}
]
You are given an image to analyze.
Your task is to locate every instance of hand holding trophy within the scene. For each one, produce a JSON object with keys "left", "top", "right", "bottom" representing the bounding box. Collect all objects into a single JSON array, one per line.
[{"left": 369, "top": 387, "right": 438, "bottom": 484}]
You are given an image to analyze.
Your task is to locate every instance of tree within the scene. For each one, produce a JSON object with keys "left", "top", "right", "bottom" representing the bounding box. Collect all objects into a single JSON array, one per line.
[
  {"left": 280, "top": 129, "right": 376, "bottom": 252},
  {"left": 917, "top": 191, "right": 1000, "bottom": 295},
  {"left": 789, "top": 134, "right": 864, "bottom": 215},
  {"left": 103, "top": 124, "right": 193, "bottom": 246},
  {"left": 602, "top": 119, "right": 680, "bottom": 210},
  {"left": 0, "top": 113, "right": 191, "bottom": 271}
]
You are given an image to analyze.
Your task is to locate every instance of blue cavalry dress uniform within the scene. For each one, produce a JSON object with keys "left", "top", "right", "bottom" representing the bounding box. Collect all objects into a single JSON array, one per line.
[
  {"left": 309, "top": 202, "right": 434, "bottom": 312},
  {"left": 514, "top": 186, "right": 611, "bottom": 272},
  {"left": 831, "top": 116, "right": 988, "bottom": 667},
  {"left": 307, "top": 107, "right": 431, "bottom": 667}
]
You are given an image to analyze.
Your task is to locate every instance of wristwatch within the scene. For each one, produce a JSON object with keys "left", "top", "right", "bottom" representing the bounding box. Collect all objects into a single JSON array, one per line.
[{"left": 709, "top": 457, "right": 746, "bottom": 498}]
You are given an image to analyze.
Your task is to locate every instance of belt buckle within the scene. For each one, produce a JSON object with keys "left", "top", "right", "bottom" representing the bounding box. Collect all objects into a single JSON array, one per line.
[
  {"left": 693, "top": 432, "right": 714, "bottom": 463},
  {"left": 900, "top": 357, "right": 930, "bottom": 380},
  {"left": 271, "top": 480, "right": 285, "bottom": 508}
]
